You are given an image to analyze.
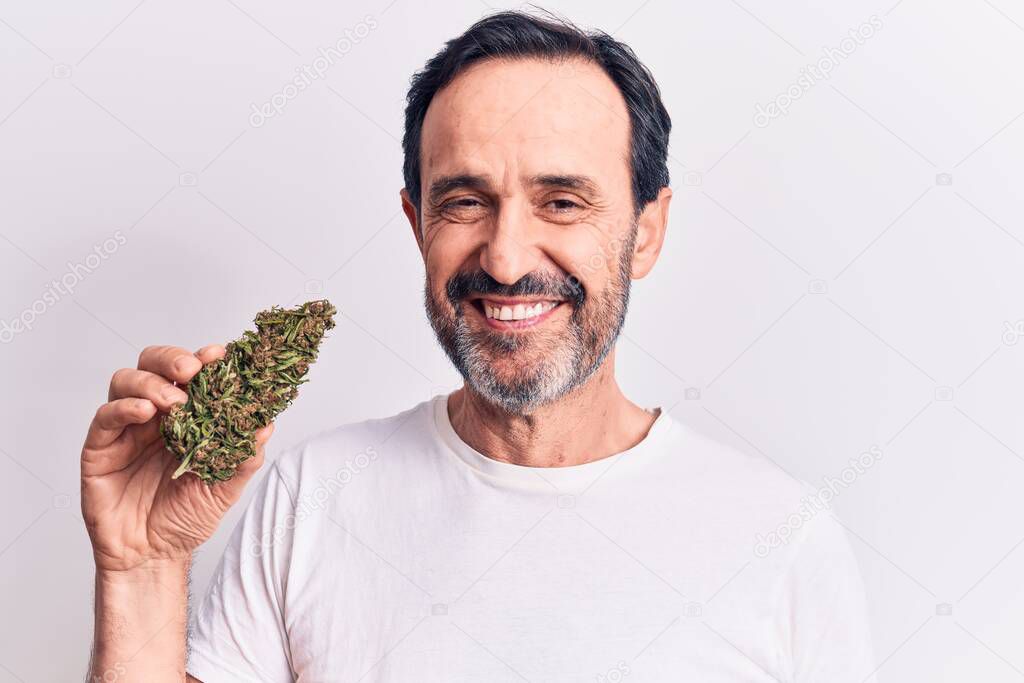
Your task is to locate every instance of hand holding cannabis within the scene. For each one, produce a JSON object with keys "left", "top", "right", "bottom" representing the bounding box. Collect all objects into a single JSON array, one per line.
[{"left": 160, "top": 299, "right": 336, "bottom": 483}]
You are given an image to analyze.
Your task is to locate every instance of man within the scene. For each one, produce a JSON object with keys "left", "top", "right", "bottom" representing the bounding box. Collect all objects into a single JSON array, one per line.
[{"left": 83, "top": 11, "right": 875, "bottom": 682}]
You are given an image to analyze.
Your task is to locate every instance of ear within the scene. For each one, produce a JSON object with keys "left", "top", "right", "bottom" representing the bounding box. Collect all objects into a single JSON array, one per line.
[
  {"left": 400, "top": 188, "right": 424, "bottom": 257},
  {"left": 631, "top": 186, "right": 672, "bottom": 279}
]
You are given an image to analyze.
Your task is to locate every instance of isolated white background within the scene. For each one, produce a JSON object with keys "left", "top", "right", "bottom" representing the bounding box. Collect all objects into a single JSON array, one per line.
[{"left": 2, "top": 0, "right": 1023, "bottom": 680}]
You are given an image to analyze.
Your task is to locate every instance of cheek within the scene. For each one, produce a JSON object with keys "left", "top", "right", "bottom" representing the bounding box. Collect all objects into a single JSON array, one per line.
[
  {"left": 424, "top": 224, "right": 481, "bottom": 278},
  {"left": 423, "top": 229, "right": 478, "bottom": 312},
  {"left": 422, "top": 238, "right": 455, "bottom": 298},
  {"left": 548, "top": 228, "right": 622, "bottom": 299}
]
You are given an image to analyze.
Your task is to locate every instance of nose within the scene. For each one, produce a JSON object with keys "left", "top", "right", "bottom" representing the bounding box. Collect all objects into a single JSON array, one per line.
[{"left": 479, "top": 204, "right": 540, "bottom": 285}]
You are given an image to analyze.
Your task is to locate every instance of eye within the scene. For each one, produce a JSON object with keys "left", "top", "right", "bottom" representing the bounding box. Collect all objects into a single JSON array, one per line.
[
  {"left": 547, "top": 198, "right": 580, "bottom": 212},
  {"left": 447, "top": 197, "right": 482, "bottom": 208},
  {"left": 540, "top": 196, "right": 587, "bottom": 223},
  {"left": 439, "top": 195, "right": 488, "bottom": 221}
]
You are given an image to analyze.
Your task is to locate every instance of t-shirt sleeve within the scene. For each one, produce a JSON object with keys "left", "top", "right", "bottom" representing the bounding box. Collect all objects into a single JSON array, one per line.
[
  {"left": 186, "top": 460, "right": 297, "bottom": 683},
  {"left": 782, "top": 512, "right": 877, "bottom": 683}
]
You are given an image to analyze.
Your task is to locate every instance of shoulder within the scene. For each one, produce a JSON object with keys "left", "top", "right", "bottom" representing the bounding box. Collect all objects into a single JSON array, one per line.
[
  {"left": 670, "top": 422, "right": 871, "bottom": 570},
  {"left": 654, "top": 418, "right": 867, "bottom": 563},
  {"left": 268, "top": 396, "right": 439, "bottom": 494},
  {"left": 670, "top": 420, "right": 815, "bottom": 512}
]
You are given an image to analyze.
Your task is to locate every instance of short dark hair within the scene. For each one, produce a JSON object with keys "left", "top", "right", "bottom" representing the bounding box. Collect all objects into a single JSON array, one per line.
[{"left": 402, "top": 9, "right": 672, "bottom": 217}]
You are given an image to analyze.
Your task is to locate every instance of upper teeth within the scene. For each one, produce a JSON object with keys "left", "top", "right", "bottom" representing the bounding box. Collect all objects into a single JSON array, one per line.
[{"left": 484, "top": 301, "right": 558, "bottom": 321}]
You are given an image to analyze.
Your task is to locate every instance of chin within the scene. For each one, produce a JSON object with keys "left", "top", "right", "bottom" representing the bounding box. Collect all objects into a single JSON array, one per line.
[{"left": 464, "top": 356, "right": 580, "bottom": 415}]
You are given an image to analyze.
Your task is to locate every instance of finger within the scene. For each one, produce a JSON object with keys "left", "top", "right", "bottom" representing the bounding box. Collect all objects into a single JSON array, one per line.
[
  {"left": 84, "top": 398, "right": 157, "bottom": 450},
  {"left": 108, "top": 368, "right": 188, "bottom": 411},
  {"left": 136, "top": 345, "right": 203, "bottom": 384},
  {"left": 195, "top": 344, "right": 226, "bottom": 365}
]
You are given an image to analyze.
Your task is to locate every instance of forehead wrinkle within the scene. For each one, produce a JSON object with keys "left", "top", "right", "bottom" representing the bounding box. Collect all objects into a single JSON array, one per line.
[
  {"left": 427, "top": 166, "right": 607, "bottom": 207},
  {"left": 421, "top": 59, "right": 632, "bottom": 207}
]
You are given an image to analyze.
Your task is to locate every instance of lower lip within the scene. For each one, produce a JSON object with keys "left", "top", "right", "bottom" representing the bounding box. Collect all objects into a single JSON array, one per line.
[{"left": 475, "top": 301, "right": 564, "bottom": 330}]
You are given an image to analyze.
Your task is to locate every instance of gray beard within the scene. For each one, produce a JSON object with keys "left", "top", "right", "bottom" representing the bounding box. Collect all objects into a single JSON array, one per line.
[
  {"left": 449, "top": 305, "right": 589, "bottom": 414},
  {"left": 424, "top": 228, "right": 636, "bottom": 416}
]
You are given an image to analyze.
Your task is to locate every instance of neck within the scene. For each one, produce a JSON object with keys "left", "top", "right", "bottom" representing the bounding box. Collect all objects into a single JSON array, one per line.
[{"left": 447, "top": 350, "right": 660, "bottom": 468}]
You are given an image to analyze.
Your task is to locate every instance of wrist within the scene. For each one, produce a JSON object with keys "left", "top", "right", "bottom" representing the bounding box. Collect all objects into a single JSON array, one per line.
[{"left": 96, "top": 555, "right": 191, "bottom": 585}]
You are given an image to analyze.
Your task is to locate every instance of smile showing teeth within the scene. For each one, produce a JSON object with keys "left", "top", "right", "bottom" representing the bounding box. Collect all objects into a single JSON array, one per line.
[{"left": 483, "top": 301, "right": 558, "bottom": 321}]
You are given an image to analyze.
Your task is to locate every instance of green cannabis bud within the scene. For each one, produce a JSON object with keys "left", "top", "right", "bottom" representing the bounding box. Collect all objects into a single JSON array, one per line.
[{"left": 160, "top": 299, "right": 336, "bottom": 483}]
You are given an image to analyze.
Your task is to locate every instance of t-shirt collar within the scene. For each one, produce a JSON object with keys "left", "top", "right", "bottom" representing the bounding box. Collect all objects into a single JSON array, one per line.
[{"left": 430, "top": 392, "right": 673, "bottom": 491}]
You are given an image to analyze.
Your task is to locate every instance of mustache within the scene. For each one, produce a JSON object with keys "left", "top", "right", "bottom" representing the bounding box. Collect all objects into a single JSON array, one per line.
[{"left": 446, "top": 270, "right": 585, "bottom": 308}]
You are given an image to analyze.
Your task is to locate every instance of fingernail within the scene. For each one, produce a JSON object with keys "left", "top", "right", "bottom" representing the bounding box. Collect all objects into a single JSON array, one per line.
[{"left": 174, "top": 356, "right": 194, "bottom": 373}]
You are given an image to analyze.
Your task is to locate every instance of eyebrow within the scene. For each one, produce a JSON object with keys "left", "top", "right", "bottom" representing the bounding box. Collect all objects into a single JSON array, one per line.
[
  {"left": 528, "top": 174, "right": 601, "bottom": 196},
  {"left": 427, "top": 174, "right": 492, "bottom": 207},
  {"left": 426, "top": 172, "right": 602, "bottom": 206}
]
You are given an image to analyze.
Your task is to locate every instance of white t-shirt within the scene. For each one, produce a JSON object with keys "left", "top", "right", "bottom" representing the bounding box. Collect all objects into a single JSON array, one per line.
[{"left": 187, "top": 394, "right": 876, "bottom": 682}]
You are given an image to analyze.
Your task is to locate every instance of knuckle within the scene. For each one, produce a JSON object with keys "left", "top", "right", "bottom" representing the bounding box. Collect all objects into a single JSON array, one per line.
[
  {"left": 138, "top": 344, "right": 163, "bottom": 367},
  {"left": 169, "top": 348, "right": 189, "bottom": 367},
  {"left": 111, "top": 367, "right": 132, "bottom": 385},
  {"left": 130, "top": 398, "right": 153, "bottom": 415},
  {"left": 142, "top": 376, "right": 166, "bottom": 397}
]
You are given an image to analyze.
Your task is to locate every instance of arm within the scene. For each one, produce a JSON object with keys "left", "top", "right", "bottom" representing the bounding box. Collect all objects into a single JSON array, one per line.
[
  {"left": 89, "top": 559, "right": 190, "bottom": 681},
  {"left": 81, "top": 344, "right": 272, "bottom": 682}
]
